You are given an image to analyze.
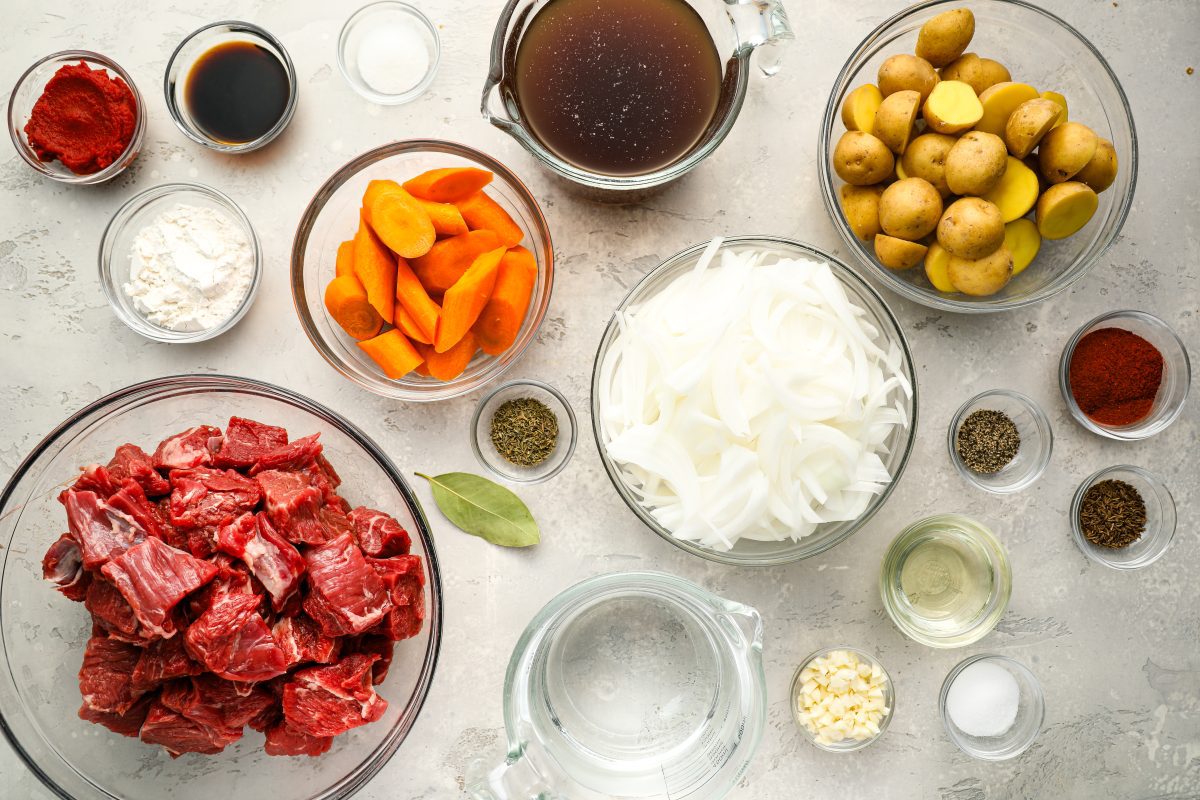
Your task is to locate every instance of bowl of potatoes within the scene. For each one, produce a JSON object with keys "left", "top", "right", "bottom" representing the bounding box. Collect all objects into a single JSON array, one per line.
[{"left": 819, "top": 0, "right": 1136, "bottom": 312}]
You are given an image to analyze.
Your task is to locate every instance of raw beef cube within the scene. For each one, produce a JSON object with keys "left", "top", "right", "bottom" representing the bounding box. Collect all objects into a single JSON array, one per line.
[
  {"left": 314, "top": 453, "right": 342, "bottom": 489},
  {"left": 153, "top": 425, "right": 222, "bottom": 471},
  {"left": 132, "top": 636, "right": 203, "bottom": 692},
  {"left": 302, "top": 533, "right": 392, "bottom": 637},
  {"left": 102, "top": 537, "right": 218, "bottom": 638},
  {"left": 184, "top": 526, "right": 219, "bottom": 559},
  {"left": 344, "top": 634, "right": 395, "bottom": 685},
  {"left": 272, "top": 615, "right": 341, "bottom": 668},
  {"left": 78, "top": 635, "right": 142, "bottom": 714},
  {"left": 264, "top": 719, "right": 333, "bottom": 757},
  {"left": 184, "top": 592, "right": 286, "bottom": 682},
  {"left": 162, "top": 674, "right": 274, "bottom": 731},
  {"left": 214, "top": 417, "right": 288, "bottom": 470},
  {"left": 85, "top": 578, "right": 141, "bottom": 639},
  {"left": 42, "top": 533, "right": 89, "bottom": 601},
  {"left": 216, "top": 512, "right": 306, "bottom": 611},
  {"left": 281, "top": 654, "right": 387, "bottom": 737},
  {"left": 186, "top": 554, "right": 255, "bottom": 618},
  {"left": 255, "top": 470, "right": 327, "bottom": 545},
  {"left": 140, "top": 700, "right": 241, "bottom": 757},
  {"left": 78, "top": 692, "right": 154, "bottom": 738},
  {"left": 107, "top": 444, "right": 170, "bottom": 497},
  {"left": 167, "top": 467, "right": 262, "bottom": 530},
  {"left": 155, "top": 497, "right": 190, "bottom": 551},
  {"left": 318, "top": 506, "right": 355, "bottom": 539},
  {"left": 248, "top": 700, "right": 281, "bottom": 733},
  {"left": 64, "top": 490, "right": 148, "bottom": 569},
  {"left": 249, "top": 433, "right": 323, "bottom": 475},
  {"left": 107, "top": 480, "right": 171, "bottom": 542},
  {"left": 61, "top": 463, "right": 118, "bottom": 502},
  {"left": 368, "top": 554, "right": 426, "bottom": 641},
  {"left": 349, "top": 507, "right": 412, "bottom": 557}
]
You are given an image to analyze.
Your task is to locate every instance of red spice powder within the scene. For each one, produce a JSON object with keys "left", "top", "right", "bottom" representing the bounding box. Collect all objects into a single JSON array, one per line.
[
  {"left": 24, "top": 61, "right": 137, "bottom": 175},
  {"left": 1068, "top": 327, "right": 1164, "bottom": 427}
]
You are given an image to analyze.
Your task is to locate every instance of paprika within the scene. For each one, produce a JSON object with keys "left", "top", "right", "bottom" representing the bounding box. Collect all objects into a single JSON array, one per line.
[
  {"left": 1068, "top": 327, "right": 1164, "bottom": 426},
  {"left": 24, "top": 61, "right": 137, "bottom": 175}
]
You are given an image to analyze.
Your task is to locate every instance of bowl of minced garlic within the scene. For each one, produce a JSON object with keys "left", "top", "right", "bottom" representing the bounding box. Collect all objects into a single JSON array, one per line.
[{"left": 791, "top": 646, "right": 894, "bottom": 751}]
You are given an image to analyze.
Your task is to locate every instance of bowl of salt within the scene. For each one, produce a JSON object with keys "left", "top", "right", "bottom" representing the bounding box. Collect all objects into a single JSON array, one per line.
[
  {"left": 337, "top": 1, "right": 440, "bottom": 105},
  {"left": 939, "top": 654, "right": 1044, "bottom": 761}
]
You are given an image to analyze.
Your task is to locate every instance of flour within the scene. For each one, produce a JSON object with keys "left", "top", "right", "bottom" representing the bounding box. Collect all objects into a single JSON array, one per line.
[{"left": 124, "top": 203, "right": 254, "bottom": 332}]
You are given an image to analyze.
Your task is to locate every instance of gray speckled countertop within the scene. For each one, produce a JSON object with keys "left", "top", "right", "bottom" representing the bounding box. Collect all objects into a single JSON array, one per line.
[{"left": 1, "top": 1, "right": 1197, "bottom": 798}]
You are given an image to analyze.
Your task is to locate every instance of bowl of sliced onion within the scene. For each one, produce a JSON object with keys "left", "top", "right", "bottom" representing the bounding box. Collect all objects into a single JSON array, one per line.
[{"left": 591, "top": 236, "right": 918, "bottom": 566}]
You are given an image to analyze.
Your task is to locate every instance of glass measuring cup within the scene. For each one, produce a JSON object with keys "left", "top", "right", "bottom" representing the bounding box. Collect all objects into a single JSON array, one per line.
[
  {"left": 481, "top": 0, "right": 793, "bottom": 191},
  {"left": 467, "top": 572, "right": 766, "bottom": 800}
]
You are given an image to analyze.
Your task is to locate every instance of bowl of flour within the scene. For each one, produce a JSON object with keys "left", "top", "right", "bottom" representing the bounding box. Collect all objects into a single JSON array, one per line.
[{"left": 99, "top": 182, "right": 261, "bottom": 342}]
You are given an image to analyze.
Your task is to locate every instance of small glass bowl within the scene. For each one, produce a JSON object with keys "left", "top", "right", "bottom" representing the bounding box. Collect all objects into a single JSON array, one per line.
[
  {"left": 790, "top": 646, "right": 895, "bottom": 752},
  {"left": 948, "top": 390, "right": 1053, "bottom": 494},
  {"left": 1059, "top": 310, "right": 1191, "bottom": 440},
  {"left": 338, "top": 2, "right": 441, "bottom": 105},
  {"left": 880, "top": 514, "right": 1011, "bottom": 649},
  {"left": 940, "top": 654, "right": 1044, "bottom": 761},
  {"left": 1070, "top": 465, "right": 1176, "bottom": 570},
  {"left": 7, "top": 50, "right": 146, "bottom": 184},
  {"left": 98, "top": 182, "right": 262, "bottom": 343},
  {"left": 471, "top": 379, "right": 578, "bottom": 484},
  {"left": 164, "top": 21, "right": 298, "bottom": 152}
]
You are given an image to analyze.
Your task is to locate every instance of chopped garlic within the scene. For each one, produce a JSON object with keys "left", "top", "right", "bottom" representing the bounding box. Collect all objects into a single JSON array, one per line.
[{"left": 795, "top": 650, "right": 890, "bottom": 744}]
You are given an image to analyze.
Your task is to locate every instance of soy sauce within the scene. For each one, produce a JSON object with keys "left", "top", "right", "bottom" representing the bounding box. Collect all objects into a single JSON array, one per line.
[
  {"left": 513, "top": 0, "right": 723, "bottom": 177},
  {"left": 185, "top": 41, "right": 290, "bottom": 144}
]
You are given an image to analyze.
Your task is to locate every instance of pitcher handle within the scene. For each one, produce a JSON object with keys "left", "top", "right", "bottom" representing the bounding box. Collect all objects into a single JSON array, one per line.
[
  {"left": 714, "top": 599, "right": 765, "bottom": 656},
  {"left": 726, "top": 0, "right": 794, "bottom": 76},
  {"left": 466, "top": 747, "right": 560, "bottom": 800}
]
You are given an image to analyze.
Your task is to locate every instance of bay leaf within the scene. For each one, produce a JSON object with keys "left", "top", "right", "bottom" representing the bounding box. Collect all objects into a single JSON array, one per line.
[{"left": 415, "top": 472, "right": 540, "bottom": 548}]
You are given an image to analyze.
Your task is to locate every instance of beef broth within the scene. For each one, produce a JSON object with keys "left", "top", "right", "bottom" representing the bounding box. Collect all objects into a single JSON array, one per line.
[{"left": 514, "top": 0, "right": 723, "bottom": 177}]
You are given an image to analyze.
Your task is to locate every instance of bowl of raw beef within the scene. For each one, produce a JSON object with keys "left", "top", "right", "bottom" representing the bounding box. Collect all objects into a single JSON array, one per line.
[{"left": 0, "top": 375, "right": 442, "bottom": 800}]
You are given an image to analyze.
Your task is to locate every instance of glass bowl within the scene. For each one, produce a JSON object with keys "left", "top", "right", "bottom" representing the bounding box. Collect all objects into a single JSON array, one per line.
[
  {"left": 947, "top": 389, "right": 1052, "bottom": 494},
  {"left": 819, "top": 0, "right": 1138, "bottom": 312},
  {"left": 939, "top": 654, "right": 1044, "bottom": 760},
  {"left": 790, "top": 646, "right": 895, "bottom": 752},
  {"left": 164, "top": 21, "right": 298, "bottom": 153},
  {"left": 470, "top": 379, "right": 578, "bottom": 484},
  {"left": 1070, "top": 465, "right": 1176, "bottom": 570},
  {"left": 337, "top": 2, "right": 441, "bottom": 105},
  {"left": 1058, "top": 310, "right": 1191, "bottom": 440},
  {"left": 98, "top": 182, "right": 262, "bottom": 343},
  {"left": 0, "top": 375, "right": 442, "bottom": 800},
  {"left": 7, "top": 50, "right": 146, "bottom": 184},
  {"left": 590, "top": 236, "right": 918, "bottom": 566},
  {"left": 291, "top": 140, "right": 554, "bottom": 402},
  {"left": 880, "top": 514, "right": 1011, "bottom": 649}
]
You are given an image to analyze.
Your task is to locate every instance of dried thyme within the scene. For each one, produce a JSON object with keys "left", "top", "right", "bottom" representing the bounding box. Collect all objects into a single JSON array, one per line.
[
  {"left": 490, "top": 397, "right": 559, "bottom": 467},
  {"left": 956, "top": 409, "right": 1021, "bottom": 474},
  {"left": 1079, "top": 479, "right": 1146, "bottom": 549}
]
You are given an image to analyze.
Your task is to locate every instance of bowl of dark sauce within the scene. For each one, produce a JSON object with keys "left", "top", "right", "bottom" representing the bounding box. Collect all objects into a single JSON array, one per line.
[
  {"left": 483, "top": 0, "right": 794, "bottom": 192},
  {"left": 165, "top": 21, "right": 297, "bottom": 153}
]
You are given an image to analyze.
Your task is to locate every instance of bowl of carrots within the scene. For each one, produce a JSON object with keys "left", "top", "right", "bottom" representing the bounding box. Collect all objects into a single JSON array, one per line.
[{"left": 291, "top": 139, "right": 554, "bottom": 401}]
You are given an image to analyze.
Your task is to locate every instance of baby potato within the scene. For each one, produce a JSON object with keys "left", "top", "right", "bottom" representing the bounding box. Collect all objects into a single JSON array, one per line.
[
  {"left": 976, "top": 58, "right": 1011, "bottom": 91},
  {"left": 901, "top": 133, "right": 958, "bottom": 197},
  {"left": 939, "top": 53, "right": 990, "bottom": 95},
  {"left": 1004, "top": 98, "right": 1062, "bottom": 158},
  {"left": 982, "top": 156, "right": 1041, "bottom": 222},
  {"left": 948, "top": 245, "right": 1014, "bottom": 296},
  {"left": 916, "top": 8, "right": 975, "bottom": 68},
  {"left": 937, "top": 197, "right": 1005, "bottom": 259},
  {"left": 834, "top": 131, "right": 895, "bottom": 185},
  {"left": 874, "top": 90, "right": 922, "bottom": 154},
  {"left": 923, "top": 80, "right": 983, "bottom": 135},
  {"left": 945, "top": 131, "right": 1007, "bottom": 196},
  {"left": 1038, "top": 122, "right": 1098, "bottom": 183},
  {"left": 975, "top": 82, "right": 1039, "bottom": 137},
  {"left": 841, "top": 84, "right": 884, "bottom": 133},
  {"left": 878, "top": 54, "right": 939, "bottom": 103},
  {"left": 923, "top": 241, "right": 956, "bottom": 292},
  {"left": 1040, "top": 90, "right": 1068, "bottom": 126},
  {"left": 1004, "top": 218, "right": 1041, "bottom": 276},
  {"left": 879, "top": 178, "right": 944, "bottom": 241},
  {"left": 1075, "top": 138, "right": 1119, "bottom": 193},
  {"left": 840, "top": 184, "right": 886, "bottom": 240},
  {"left": 875, "top": 234, "right": 928, "bottom": 270},
  {"left": 1036, "top": 181, "right": 1098, "bottom": 240}
]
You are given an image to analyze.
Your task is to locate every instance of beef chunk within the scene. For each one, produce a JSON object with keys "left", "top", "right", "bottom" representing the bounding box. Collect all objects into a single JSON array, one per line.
[
  {"left": 184, "top": 593, "right": 286, "bottom": 682},
  {"left": 153, "top": 425, "right": 222, "bottom": 471},
  {"left": 302, "top": 533, "right": 392, "bottom": 637},
  {"left": 161, "top": 674, "right": 274, "bottom": 732},
  {"left": 140, "top": 699, "right": 241, "bottom": 757},
  {"left": 78, "top": 635, "right": 142, "bottom": 714},
  {"left": 42, "top": 533, "right": 89, "bottom": 601},
  {"left": 272, "top": 615, "right": 341, "bottom": 668},
  {"left": 255, "top": 469, "right": 327, "bottom": 545},
  {"left": 107, "top": 444, "right": 170, "bottom": 496},
  {"left": 101, "top": 537, "right": 218, "bottom": 638},
  {"left": 368, "top": 554, "right": 425, "bottom": 641},
  {"left": 64, "top": 490, "right": 148, "bottom": 570},
  {"left": 132, "top": 636, "right": 203, "bottom": 692},
  {"left": 216, "top": 512, "right": 305, "bottom": 612},
  {"left": 344, "top": 634, "right": 395, "bottom": 685},
  {"left": 78, "top": 692, "right": 155, "bottom": 738},
  {"left": 167, "top": 467, "right": 261, "bottom": 530},
  {"left": 249, "top": 433, "right": 323, "bottom": 475},
  {"left": 348, "top": 507, "right": 412, "bottom": 557},
  {"left": 281, "top": 654, "right": 387, "bottom": 738},
  {"left": 106, "top": 480, "right": 171, "bottom": 542},
  {"left": 85, "top": 577, "right": 142, "bottom": 639},
  {"left": 264, "top": 719, "right": 333, "bottom": 757},
  {"left": 214, "top": 417, "right": 288, "bottom": 470},
  {"left": 61, "top": 463, "right": 119, "bottom": 501}
]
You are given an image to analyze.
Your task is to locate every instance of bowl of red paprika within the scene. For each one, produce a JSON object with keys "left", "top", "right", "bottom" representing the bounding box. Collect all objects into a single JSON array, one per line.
[
  {"left": 7, "top": 50, "right": 146, "bottom": 184},
  {"left": 1060, "top": 310, "right": 1191, "bottom": 440}
]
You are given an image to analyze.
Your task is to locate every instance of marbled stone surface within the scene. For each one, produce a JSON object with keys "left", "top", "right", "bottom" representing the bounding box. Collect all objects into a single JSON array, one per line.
[{"left": 1, "top": 1, "right": 1197, "bottom": 798}]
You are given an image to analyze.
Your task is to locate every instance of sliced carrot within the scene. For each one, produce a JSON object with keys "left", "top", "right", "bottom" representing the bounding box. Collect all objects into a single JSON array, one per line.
[
  {"left": 435, "top": 247, "right": 505, "bottom": 353},
  {"left": 411, "top": 229, "right": 502, "bottom": 294},
  {"left": 416, "top": 331, "right": 478, "bottom": 381},
  {"left": 335, "top": 239, "right": 356, "bottom": 277},
  {"left": 474, "top": 246, "right": 538, "bottom": 356},
  {"left": 417, "top": 199, "right": 469, "bottom": 236},
  {"left": 324, "top": 274, "right": 383, "bottom": 341},
  {"left": 368, "top": 187, "right": 436, "bottom": 259},
  {"left": 394, "top": 255, "right": 440, "bottom": 342},
  {"left": 361, "top": 179, "right": 403, "bottom": 225},
  {"left": 358, "top": 329, "right": 424, "bottom": 379},
  {"left": 413, "top": 361, "right": 432, "bottom": 377},
  {"left": 403, "top": 167, "right": 493, "bottom": 203},
  {"left": 353, "top": 219, "right": 396, "bottom": 325},
  {"left": 455, "top": 191, "right": 524, "bottom": 247},
  {"left": 394, "top": 302, "right": 433, "bottom": 345}
]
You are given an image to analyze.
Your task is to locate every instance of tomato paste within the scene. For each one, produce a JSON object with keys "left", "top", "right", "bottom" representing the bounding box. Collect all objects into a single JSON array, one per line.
[{"left": 24, "top": 61, "right": 137, "bottom": 175}]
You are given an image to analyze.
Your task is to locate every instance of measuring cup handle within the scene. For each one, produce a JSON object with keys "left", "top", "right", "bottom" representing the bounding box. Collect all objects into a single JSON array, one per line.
[
  {"left": 466, "top": 750, "right": 559, "bottom": 800},
  {"left": 726, "top": 0, "right": 795, "bottom": 76},
  {"left": 716, "top": 601, "right": 765, "bottom": 655}
]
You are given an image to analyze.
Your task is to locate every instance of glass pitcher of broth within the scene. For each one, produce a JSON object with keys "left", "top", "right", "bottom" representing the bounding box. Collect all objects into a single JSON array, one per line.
[
  {"left": 482, "top": 0, "right": 793, "bottom": 191},
  {"left": 465, "top": 571, "right": 766, "bottom": 800}
]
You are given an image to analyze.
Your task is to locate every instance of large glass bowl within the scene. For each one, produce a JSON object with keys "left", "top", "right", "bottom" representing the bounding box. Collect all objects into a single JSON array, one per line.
[
  {"left": 819, "top": 0, "right": 1137, "bottom": 312},
  {"left": 292, "top": 140, "right": 554, "bottom": 401},
  {"left": 0, "top": 375, "right": 442, "bottom": 800},
  {"left": 590, "top": 237, "right": 918, "bottom": 566}
]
